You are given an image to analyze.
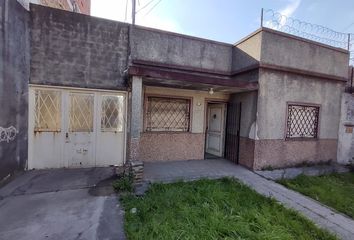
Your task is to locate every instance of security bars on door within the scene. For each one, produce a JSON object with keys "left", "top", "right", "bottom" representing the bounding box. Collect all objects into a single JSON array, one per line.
[
  {"left": 101, "top": 95, "right": 124, "bottom": 132},
  {"left": 146, "top": 97, "right": 190, "bottom": 132},
  {"left": 69, "top": 93, "right": 94, "bottom": 132},
  {"left": 34, "top": 89, "right": 61, "bottom": 132},
  {"left": 286, "top": 104, "right": 320, "bottom": 139}
]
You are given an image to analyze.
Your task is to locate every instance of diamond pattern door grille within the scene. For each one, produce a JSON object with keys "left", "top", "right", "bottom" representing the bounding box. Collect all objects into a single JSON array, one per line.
[
  {"left": 101, "top": 95, "right": 124, "bottom": 132},
  {"left": 286, "top": 104, "right": 320, "bottom": 139},
  {"left": 69, "top": 93, "right": 94, "bottom": 132},
  {"left": 34, "top": 89, "right": 61, "bottom": 131},
  {"left": 146, "top": 97, "right": 190, "bottom": 132}
]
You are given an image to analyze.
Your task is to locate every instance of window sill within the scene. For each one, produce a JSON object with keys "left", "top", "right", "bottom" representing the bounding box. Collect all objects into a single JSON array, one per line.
[
  {"left": 143, "top": 131, "right": 191, "bottom": 134},
  {"left": 285, "top": 137, "right": 318, "bottom": 141}
]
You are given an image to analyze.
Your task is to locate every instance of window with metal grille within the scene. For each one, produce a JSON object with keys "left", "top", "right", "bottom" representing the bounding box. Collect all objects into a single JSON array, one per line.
[
  {"left": 34, "top": 89, "right": 61, "bottom": 132},
  {"left": 69, "top": 93, "right": 94, "bottom": 132},
  {"left": 101, "top": 95, "right": 124, "bottom": 132},
  {"left": 146, "top": 97, "right": 191, "bottom": 132},
  {"left": 286, "top": 104, "right": 320, "bottom": 139}
]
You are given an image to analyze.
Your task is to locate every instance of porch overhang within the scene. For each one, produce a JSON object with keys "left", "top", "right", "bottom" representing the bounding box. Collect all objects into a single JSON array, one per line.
[{"left": 128, "top": 60, "right": 258, "bottom": 93}]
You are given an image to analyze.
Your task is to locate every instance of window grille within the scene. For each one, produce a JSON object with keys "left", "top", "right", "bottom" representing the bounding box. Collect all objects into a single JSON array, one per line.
[
  {"left": 69, "top": 93, "right": 94, "bottom": 132},
  {"left": 34, "top": 89, "right": 61, "bottom": 132},
  {"left": 146, "top": 97, "right": 190, "bottom": 132},
  {"left": 286, "top": 104, "right": 320, "bottom": 139},
  {"left": 101, "top": 95, "right": 124, "bottom": 132}
]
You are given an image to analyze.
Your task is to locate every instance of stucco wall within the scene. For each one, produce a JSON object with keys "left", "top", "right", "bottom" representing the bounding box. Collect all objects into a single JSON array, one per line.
[
  {"left": 232, "top": 31, "right": 262, "bottom": 72},
  {"left": 337, "top": 93, "right": 354, "bottom": 164},
  {"left": 261, "top": 29, "right": 349, "bottom": 79},
  {"left": 0, "top": 0, "right": 30, "bottom": 181},
  {"left": 30, "top": 4, "right": 129, "bottom": 90},
  {"left": 131, "top": 26, "right": 233, "bottom": 73},
  {"left": 257, "top": 70, "right": 344, "bottom": 139},
  {"left": 229, "top": 91, "right": 258, "bottom": 168},
  {"left": 144, "top": 86, "right": 229, "bottom": 133},
  {"left": 254, "top": 69, "right": 345, "bottom": 169},
  {"left": 139, "top": 86, "right": 229, "bottom": 161}
]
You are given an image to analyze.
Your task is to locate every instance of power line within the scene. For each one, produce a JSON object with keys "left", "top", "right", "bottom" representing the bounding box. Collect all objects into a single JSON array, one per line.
[
  {"left": 343, "top": 22, "right": 354, "bottom": 32},
  {"left": 135, "top": 0, "right": 156, "bottom": 14},
  {"left": 144, "top": 0, "right": 162, "bottom": 17}
]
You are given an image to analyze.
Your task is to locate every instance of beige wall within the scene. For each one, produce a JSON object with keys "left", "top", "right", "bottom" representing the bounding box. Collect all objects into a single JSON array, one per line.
[
  {"left": 232, "top": 31, "right": 262, "bottom": 72},
  {"left": 261, "top": 30, "right": 349, "bottom": 79},
  {"left": 257, "top": 70, "right": 344, "bottom": 140},
  {"left": 144, "top": 86, "right": 230, "bottom": 133},
  {"left": 253, "top": 69, "right": 345, "bottom": 169},
  {"left": 139, "top": 86, "right": 229, "bottom": 161}
]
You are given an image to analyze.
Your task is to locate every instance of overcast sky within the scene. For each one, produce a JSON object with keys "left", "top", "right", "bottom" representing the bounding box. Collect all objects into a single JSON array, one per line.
[{"left": 91, "top": 0, "right": 354, "bottom": 44}]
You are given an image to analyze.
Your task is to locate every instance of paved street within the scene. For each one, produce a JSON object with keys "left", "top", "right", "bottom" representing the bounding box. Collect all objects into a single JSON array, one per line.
[{"left": 0, "top": 168, "right": 125, "bottom": 240}]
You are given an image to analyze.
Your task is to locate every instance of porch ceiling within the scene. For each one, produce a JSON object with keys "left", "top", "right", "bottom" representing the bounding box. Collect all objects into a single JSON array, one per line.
[{"left": 128, "top": 60, "right": 258, "bottom": 93}]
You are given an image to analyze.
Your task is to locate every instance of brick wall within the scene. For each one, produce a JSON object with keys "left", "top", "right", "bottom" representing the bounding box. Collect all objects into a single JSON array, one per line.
[{"left": 30, "top": 4, "right": 129, "bottom": 90}]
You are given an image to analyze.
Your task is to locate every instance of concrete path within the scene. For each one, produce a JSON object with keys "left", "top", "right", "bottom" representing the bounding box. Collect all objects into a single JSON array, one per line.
[
  {"left": 144, "top": 159, "right": 354, "bottom": 240},
  {"left": 0, "top": 168, "right": 125, "bottom": 240}
]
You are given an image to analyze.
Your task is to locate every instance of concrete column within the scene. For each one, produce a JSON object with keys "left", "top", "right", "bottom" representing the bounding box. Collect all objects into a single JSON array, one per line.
[
  {"left": 129, "top": 76, "right": 143, "bottom": 161},
  {"left": 337, "top": 93, "right": 354, "bottom": 164}
]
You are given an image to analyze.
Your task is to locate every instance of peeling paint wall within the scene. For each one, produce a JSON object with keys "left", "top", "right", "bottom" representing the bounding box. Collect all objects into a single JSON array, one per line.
[
  {"left": 0, "top": 0, "right": 29, "bottom": 181},
  {"left": 254, "top": 69, "right": 344, "bottom": 169}
]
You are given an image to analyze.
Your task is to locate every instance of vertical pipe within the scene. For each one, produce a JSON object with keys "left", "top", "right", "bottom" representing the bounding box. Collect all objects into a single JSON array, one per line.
[
  {"left": 348, "top": 33, "right": 351, "bottom": 51},
  {"left": 132, "top": 0, "right": 136, "bottom": 25},
  {"left": 261, "top": 8, "right": 264, "bottom": 28}
]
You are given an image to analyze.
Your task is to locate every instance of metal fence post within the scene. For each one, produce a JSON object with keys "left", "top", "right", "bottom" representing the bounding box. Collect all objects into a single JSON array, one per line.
[{"left": 348, "top": 33, "right": 351, "bottom": 51}]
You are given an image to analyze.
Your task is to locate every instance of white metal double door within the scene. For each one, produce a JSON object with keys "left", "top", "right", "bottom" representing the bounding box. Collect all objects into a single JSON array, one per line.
[{"left": 28, "top": 86, "right": 126, "bottom": 169}]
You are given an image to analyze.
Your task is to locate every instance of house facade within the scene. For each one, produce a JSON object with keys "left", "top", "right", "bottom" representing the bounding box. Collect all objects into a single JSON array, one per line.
[
  {"left": 17, "top": 0, "right": 91, "bottom": 14},
  {"left": 0, "top": 1, "right": 350, "bottom": 181}
]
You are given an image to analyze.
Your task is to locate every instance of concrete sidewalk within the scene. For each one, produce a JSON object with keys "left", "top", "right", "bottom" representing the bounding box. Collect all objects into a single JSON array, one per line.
[
  {"left": 0, "top": 167, "right": 125, "bottom": 240},
  {"left": 144, "top": 159, "right": 354, "bottom": 240}
]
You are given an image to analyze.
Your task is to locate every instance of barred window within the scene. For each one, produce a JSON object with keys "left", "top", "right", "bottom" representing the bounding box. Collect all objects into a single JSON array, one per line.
[
  {"left": 286, "top": 104, "right": 320, "bottom": 139},
  {"left": 69, "top": 93, "right": 94, "bottom": 132},
  {"left": 34, "top": 89, "right": 61, "bottom": 132},
  {"left": 146, "top": 97, "right": 190, "bottom": 132},
  {"left": 101, "top": 95, "right": 124, "bottom": 132}
]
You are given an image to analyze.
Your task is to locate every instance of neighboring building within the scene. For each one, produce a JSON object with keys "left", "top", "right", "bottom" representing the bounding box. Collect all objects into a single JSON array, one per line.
[
  {"left": 0, "top": 1, "right": 351, "bottom": 181},
  {"left": 17, "top": 0, "right": 90, "bottom": 14}
]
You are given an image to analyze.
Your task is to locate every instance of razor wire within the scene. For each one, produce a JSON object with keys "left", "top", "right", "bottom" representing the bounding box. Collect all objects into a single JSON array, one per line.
[
  {"left": 262, "top": 9, "right": 354, "bottom": 65},
  {"left": 0, "top": 126, "right": 18, "bottom": 143}
]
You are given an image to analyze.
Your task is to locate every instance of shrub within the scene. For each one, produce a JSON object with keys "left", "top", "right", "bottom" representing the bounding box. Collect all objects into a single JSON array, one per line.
[{"left": 113, "top": 170, "right": 133, "bottom": 193}]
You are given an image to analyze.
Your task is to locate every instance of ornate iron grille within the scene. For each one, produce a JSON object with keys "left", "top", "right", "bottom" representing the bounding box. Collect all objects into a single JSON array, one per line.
[
  {"left": 101, "top": 95, "right": 124, "bottom": 132},
  {"left": 146, "top": 97, "right": 190, "bottom": 132},
  {"left": 34, "top": 89, "right": 61, "bottom": 132},
  {"left": 69, "top": 93, "right": 94, "bottom": 132},
  {"left": 286, "top": 104, "right": 319, "bottom": 139}
]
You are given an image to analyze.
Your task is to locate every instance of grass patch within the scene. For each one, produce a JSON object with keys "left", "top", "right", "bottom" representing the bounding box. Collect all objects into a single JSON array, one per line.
[
  {"left": 121, "top": 178, "right": 336, "bottom": 240},
  {"left": 113, "top": 172, "right": 133, "bottom": 193},
  {"left": 278, "top": 173, "right": 354, "bottom": 218}
]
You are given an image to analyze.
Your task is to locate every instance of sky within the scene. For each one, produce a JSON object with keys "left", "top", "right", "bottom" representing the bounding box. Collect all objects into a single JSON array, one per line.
[{"left": 91, "top": 0, "right": 354, "bottom": 44}]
